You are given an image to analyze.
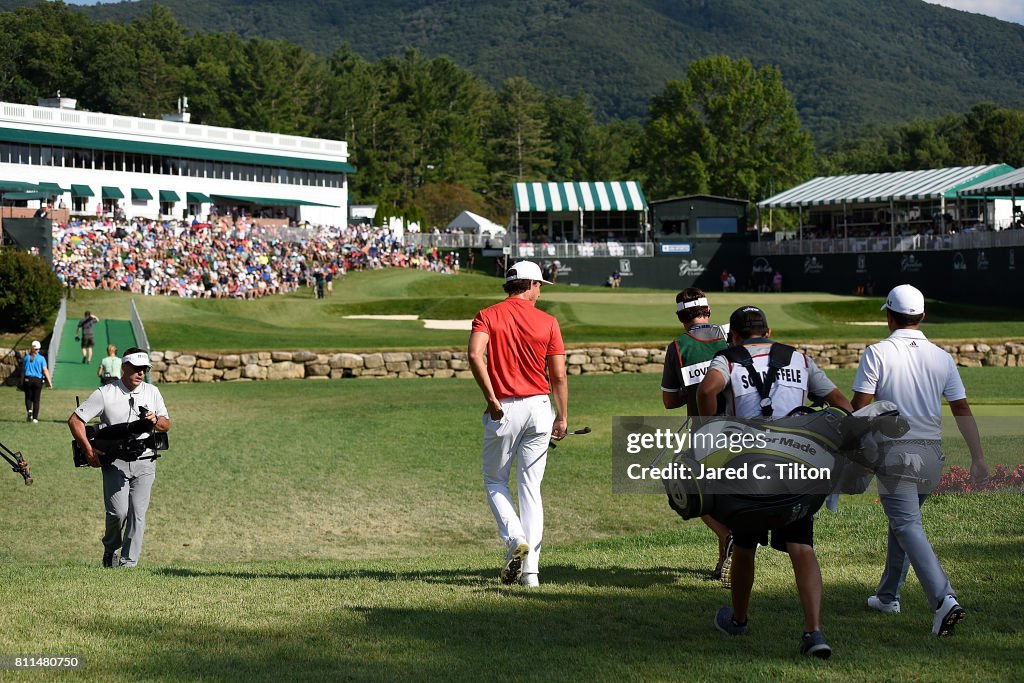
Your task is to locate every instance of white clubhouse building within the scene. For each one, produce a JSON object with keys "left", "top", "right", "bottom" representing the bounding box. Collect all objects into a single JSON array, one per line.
[{"left": 0, "top": 98, "right": 354, "bottom": 225}]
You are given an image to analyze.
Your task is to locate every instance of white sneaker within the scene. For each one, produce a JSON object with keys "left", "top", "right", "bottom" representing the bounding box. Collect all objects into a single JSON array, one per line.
[
  {"left": 520, "top": 573, "right": 539, "bottom": 588},
  {"left": 867, "top": 595, "right": 901, "bottom": 613},
  {"left": 500, "top": 538, "right": 529, "bottom": 585},
  {"left": 933, "top": 594, "right": 965, "bottom": 636},
  {"left": 32, "top": 419, "right": 38, "bottom": 424}
]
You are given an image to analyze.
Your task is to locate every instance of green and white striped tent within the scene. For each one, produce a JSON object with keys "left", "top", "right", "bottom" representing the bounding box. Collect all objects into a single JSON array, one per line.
[
  {"left": 514, "top": 181, "right": 647, "bottom": 212},
  {"left": 758, "top": 165, "right": 1013, "bottom": 208},
  {"left": 957, "top": 166, "right": 1024, "bottom": 197}
]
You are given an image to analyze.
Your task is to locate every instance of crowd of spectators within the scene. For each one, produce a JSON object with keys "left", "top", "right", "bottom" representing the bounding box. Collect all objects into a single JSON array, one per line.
[{"left": 52, "top": 217, "right": 461, "bottom": 299}]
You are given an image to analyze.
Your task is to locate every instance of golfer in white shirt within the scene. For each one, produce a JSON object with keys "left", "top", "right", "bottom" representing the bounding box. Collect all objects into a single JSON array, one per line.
[{"left": 852, "top": 284, "right": 988, "bottom": 636}]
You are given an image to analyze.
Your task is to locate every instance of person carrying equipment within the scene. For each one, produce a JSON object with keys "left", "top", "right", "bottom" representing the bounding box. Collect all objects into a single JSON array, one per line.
[
  {"left": 68, "top": 348, "right": 171, "bottom": 568},
  {"left": 696, "top": 306, "right": 852, "bottom": 659}
]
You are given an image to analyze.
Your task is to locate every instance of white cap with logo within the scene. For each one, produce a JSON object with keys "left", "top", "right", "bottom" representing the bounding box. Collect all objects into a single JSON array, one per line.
[
  {"left": 882, "top": 284, "right": 925, "bottom": 315},
  {"left": 122, "top": 351, "right": 152, "bottom": 369},
  {"left": 505, "top": 260, "right": 552, "bottom": 285},
  {"left": 30, "top": 340, "right": 41, "bottom": 349}
]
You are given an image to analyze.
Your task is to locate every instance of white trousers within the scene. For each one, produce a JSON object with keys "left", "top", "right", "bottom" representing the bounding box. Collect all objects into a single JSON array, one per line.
[{"left": 482, "top": 394, "right": 552, "bottom": 575}]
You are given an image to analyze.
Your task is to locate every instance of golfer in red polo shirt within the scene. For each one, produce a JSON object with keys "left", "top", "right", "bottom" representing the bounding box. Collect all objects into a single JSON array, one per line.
[{"left": 469, "top": 260, "right": 568, "bottom": 588}]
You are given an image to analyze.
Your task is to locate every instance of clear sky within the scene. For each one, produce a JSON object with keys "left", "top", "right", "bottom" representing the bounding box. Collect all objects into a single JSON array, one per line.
[
  {"left": 924, "top": 0, "right": 1024, "bottom": 25},
  {"left": 60, "top": 0, "right": 1024, "bottom": 26}
]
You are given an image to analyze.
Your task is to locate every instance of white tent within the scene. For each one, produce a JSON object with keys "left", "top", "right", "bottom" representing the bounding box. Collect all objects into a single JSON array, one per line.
[{"left": 447, "top": 210, "right": 506, "bottom": 234}]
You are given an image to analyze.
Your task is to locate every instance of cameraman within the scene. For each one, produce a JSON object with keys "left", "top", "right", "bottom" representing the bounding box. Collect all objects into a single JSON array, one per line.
[{"left": 68, "top": 348, "right": 170, "bottom": 568}]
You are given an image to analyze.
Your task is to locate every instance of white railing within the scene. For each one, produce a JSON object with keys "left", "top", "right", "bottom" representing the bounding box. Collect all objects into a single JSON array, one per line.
[
  {"left": 49, "top": 298, "right": 67, "bottom": 376},
  {"left": 130, "top": 299, "right": 150, "bottom": 355},
  {"left": 513, "top": 242, "right": 654, "bottom": 258},
  {"left": 402, "top": 233, "right": 509, "bottom": 249},
  {"left": 3, "top": 100, "right": 347, "bottom": 157},
  {"left": 750, "top": 228, "right": 1024, "bottom": 256}
]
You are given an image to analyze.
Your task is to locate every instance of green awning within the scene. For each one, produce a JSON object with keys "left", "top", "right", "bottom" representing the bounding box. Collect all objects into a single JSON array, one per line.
[
  {"left": 210, "top": 193, "right": 337, "bottom": 207},
  {"left": 0, "top": 181, "right": 39, "bottom": 193},
  {"left": 0, "top": 127, "right": 356, "bottom": 174},
  {"left": 158, "top": 190, "right": 180, "bottom": 202},
  {"left": 70, "top": 184, "right": 94, "bottom": 197},
  {"left": 3, "top": 191, "right": 47, "bottom": 201},
  {"left": 101, "top": 186, "right": 124, "bottom": 199},
  {"left": 37, "top": 182, "right": 66, "bottom": 194},
  {"left": 186, "top": 191, "right": 211, "bottom": 203},
  {"left": 513, "top": 181, "right": 648, "bottom": 212},
  {"left": 131, "top": 188, "right": 153, "bottom": 200}
]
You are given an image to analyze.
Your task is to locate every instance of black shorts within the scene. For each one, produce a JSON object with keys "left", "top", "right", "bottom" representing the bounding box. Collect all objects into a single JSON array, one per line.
[
  {"left": 81, "top": 336, "right": 94, "bottom": 349},
  {"left": 732, "top": 513, "right": 814, "bottom": 552}
]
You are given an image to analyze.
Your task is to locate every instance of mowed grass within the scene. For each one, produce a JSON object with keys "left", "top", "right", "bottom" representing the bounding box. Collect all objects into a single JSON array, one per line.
[
  {"left": 24, "top": 269, "right": 1024, "bottom": 353},
  {"left": 0, "top": 372, "right": 1022, "bottom": 681}
]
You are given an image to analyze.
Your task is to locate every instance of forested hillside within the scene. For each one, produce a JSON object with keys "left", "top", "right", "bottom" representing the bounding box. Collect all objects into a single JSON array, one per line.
[
  {"left": 58, "top": 0, "right": 1024, "bottom": 145},
  {"left": 2, "top": 0, "right": 1023, "bottom": 224}
]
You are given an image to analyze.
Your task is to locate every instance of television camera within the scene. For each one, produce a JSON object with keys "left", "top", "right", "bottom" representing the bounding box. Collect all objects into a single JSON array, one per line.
[{"left": 71, "top": 406, "right": 169, "bottom": 467}]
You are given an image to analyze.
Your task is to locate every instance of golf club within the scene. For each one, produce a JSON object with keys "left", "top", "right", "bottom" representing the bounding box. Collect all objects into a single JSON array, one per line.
[{"left": 549, "top": 426, "right": 591, "bottom": 449}]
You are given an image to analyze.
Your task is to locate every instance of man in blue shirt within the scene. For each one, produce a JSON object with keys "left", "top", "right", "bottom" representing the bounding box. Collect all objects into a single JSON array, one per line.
[{"left": 22, "top": 341, "right": 54, "bottom": 423}]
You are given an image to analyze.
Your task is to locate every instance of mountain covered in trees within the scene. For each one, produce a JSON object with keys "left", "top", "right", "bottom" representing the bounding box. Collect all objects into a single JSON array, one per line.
[
  {"left": 2, "top": 0, "right": 1023, "bottom": 227},
  {"left": 57, "top": 0, "right": 1024, "bottom": 146}
]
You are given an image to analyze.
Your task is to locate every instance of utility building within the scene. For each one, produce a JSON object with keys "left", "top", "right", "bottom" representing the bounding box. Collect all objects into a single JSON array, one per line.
[{"left": 649, "top": 194, "right": 748, "bottom": 237}]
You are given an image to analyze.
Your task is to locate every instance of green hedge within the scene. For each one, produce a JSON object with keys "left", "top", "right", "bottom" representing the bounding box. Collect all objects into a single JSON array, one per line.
[{"left": 0, "top": 249, "right": 63, "bottom": 332}]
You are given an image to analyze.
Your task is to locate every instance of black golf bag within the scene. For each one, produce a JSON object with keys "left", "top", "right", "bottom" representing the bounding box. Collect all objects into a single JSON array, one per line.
[{"left": 665, "top": 402, "right": 906, "bottom": 535}]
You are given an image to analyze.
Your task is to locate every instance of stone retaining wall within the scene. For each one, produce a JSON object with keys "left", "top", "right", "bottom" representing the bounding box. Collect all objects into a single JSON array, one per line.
[{"left": 5, "top": 342, "right": 1023, "bottom": 385}]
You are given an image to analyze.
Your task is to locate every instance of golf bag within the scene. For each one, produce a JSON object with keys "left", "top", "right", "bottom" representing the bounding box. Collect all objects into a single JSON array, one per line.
[{"left": 664, "top": 402, "right": 907, "bottom": 535}]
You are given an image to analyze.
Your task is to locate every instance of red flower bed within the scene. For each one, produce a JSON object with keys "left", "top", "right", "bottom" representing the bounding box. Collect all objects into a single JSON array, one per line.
[{"left": 934, "top": 464, "right": 1024, "bottom": 493}]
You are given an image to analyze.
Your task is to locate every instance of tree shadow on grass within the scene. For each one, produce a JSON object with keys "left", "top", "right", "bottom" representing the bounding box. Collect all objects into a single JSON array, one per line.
[
  {"left": 154, "top": 563, "right": 699, "bottom": 589},
  {"left": 72, "top": 576, "right": 1022, "bottom": 683}
]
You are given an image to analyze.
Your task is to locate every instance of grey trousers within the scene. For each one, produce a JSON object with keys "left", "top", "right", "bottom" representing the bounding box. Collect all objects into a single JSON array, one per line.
[
  {"left": 875, "top": 442, "right": 952, "bottom": 608},
  {"left": 102, "top": 459, "right": 157, "bottom": 567}
]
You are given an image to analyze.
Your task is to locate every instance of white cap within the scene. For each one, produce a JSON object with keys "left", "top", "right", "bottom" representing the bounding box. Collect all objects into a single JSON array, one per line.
[
  {"left": 30, "top": 340, "right": 41, "bottom": 349},
  {"left": 882, "top": 284, "right": 925, "bottom": 315},
  {"left": 505, "top": 260, "right": 552, "bottom": 285},
  {"left": 122, "top": 351, "right": 151, "bottom": 369}
]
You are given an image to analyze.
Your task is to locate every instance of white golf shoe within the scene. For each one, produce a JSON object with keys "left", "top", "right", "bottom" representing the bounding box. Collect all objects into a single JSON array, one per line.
[
  {"left": 500, "top": 538, "right": 529, "bottom": 585},
  {"left": 933, "top": 594, "right": 965, "bottom": 636},
  {"left": 867, "top": 595, "right": 901, "bottom": 613}
]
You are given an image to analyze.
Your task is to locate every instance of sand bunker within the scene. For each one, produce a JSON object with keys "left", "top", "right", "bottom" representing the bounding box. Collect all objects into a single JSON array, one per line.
[
  {"left": 344, "top": 315, "right": 419, "bottom": 321},
  {"left": 344, "top": 314, "right": 473, "bottom": 331},
  {"left": 422, "top": 319, "right": 474, "bottom": 330}
]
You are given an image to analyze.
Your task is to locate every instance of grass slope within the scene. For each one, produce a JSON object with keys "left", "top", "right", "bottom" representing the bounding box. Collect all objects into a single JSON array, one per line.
[{"left": 31, "top": 270, "right": 1024, "bottom": 354}]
